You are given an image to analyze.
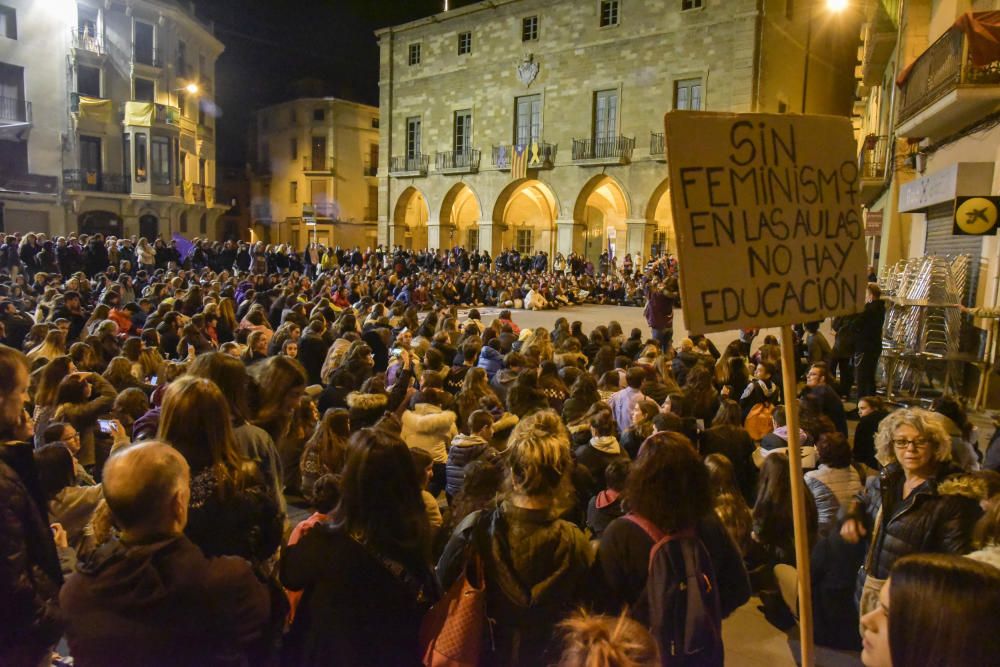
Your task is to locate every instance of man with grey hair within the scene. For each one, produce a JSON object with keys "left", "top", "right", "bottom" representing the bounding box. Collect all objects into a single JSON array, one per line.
[{"left": 60, "top": 441, "right": 273, "bottom": 666}]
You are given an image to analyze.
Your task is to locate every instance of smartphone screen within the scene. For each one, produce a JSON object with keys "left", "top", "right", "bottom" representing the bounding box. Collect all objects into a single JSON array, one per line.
[
  {"left": 149, "top": 375, "right": 158, "bottom": 386},
  {"left": 98, "top": 419, "right": 113, "bottom": 433},
  {"left": 695, "top": 419, "right": 705, "bottom": 431}
]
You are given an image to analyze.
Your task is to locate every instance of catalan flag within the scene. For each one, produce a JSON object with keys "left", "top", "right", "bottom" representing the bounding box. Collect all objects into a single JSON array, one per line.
[{"left": 511, "top": 144, "right": 528, "bottom": 180}]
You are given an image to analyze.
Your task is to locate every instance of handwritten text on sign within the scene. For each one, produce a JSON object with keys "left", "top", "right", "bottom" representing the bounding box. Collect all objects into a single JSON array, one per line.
[{"left": 665, "top": 112, "right": 868, "bottom": 334}]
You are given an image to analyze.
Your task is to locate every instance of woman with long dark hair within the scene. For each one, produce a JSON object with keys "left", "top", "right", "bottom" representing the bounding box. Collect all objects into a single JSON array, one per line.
[{"left": 281, "top": 428, "right": 438, "bottom": 666}]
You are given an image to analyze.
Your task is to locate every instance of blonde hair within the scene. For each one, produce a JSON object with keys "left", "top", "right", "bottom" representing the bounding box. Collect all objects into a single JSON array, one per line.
[
  {"left": 558, "top": 610, "right": 659, "bottom": 667},
  {"left": 505, "top": 410, "right": 573, "bottom": 513},
  {"left": 874, "top": 407, "right": 952, "bottom": 467}
]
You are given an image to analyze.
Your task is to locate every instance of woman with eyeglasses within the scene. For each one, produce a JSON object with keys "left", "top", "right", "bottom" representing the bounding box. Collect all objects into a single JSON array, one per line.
[{"left": 841, "top": 408, "right": 981, "bottom": 617}]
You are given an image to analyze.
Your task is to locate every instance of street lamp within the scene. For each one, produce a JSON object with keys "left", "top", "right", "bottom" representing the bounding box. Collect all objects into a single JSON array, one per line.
[
  {"left": 801, "top": 0, "right": 849, "bottom": 113},
  {"left": 185, "top": 82, "right": 199, "bottom": 94}
]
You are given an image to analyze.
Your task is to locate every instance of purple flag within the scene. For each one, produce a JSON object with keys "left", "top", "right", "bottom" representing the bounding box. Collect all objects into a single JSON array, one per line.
[{"left": 172, "top": 233, "right": 195, "bottom": 262}]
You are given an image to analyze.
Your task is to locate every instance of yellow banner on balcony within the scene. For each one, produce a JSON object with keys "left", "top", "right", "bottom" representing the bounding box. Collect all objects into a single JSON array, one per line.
[
  {"left": 125, "top": 101, "right": 155, "bottom": 127},
  {"left": 183, "top": 181, "right": 195, "bottom": 204},
  {"left": 205, "top": 186, "right": 214, "bottom": 208},
  {"left": 77, "top": 96, "right": 113, "bottom": 124}
]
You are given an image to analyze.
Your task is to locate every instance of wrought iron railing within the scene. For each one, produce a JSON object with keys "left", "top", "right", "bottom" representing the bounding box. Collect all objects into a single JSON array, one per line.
[
  {"left": 63, "top": 169, "right": 129, "bottom": 193},
  {"left": 364, "top": 162, "right": 378, "bottom": 177},
  {"left": 71, "top": 27, "right": 104, "bottom": 54},
  {"left": 435, "top": 149, "right": 481, "bottom": 171},
  {"left": 389, "top": 154, "right": 429, "bottom": 174},
  {"left": 0, "top": 96, "right": 31, "bottom": 123},
  {"left": 204, "top": 185, "right": 215, "bottom": 203},
  {"left": 860, "top": 135, "right": 890, "bottom": 180},
  {"left": 0, "top": 173, "right": 58, "bottom": 194},
  {"left": 198, "top": 123, "right": 214, "bottom": 141},
  {"left": 572, "top": 135, "right": 635, "bottom": 161},
  {"left": 491, "top": 142, "right": 556, "bottom": 169},
  {"left": 303, "top": 156, "right": 334, "bottom": 172},
  {"left": 898, "top": 26, "right": 1000, "bottom": 125},
  {"left": 649, "top": 132, "right": 665, "bottom": 156},
  {"left": 192, "top": 183, "right": 204, "bottom": 202}
]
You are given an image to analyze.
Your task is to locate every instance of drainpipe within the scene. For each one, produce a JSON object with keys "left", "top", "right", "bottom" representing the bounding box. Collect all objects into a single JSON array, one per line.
[{"left": 383, "top": 30, "right": 394, "bottom": 248}]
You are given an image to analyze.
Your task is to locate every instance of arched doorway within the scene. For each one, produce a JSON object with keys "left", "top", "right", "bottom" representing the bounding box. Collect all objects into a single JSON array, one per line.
[
  {"left": 645, "top": 179, "right": 675, "bottom": 258},
  {"left": 440, "top": 183, "right": 482, "bottom": 251},
  {"left": 78, "top": 210, "right": 123, "bottom": 238},
  {"left": 139, "top": 213, "right": 158, "bottom": 241},
  {"left": 393, "top": 187, "right": 429, "bottom": 250},
  {"left": 573, "top": 175, "right": 629, "bottom": 266},
  {"left": 493, "top": 179, "right": 558, "bottom": 258}
]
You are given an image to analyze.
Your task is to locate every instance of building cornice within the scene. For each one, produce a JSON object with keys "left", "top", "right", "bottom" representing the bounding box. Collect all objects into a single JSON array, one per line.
[
  {"left": 94, "top": 0, "right": 225, "bottom": 55},
  {"left": 375, "top": 0, "right": 524, "bottom": 39}
]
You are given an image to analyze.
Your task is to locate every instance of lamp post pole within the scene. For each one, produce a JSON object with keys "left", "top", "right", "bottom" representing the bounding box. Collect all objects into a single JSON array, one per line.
[{"left": 801, "top": 13, "right": 813, "bottom": 113}]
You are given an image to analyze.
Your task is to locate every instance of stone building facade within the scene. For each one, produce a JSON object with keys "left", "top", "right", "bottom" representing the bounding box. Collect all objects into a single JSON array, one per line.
[
  {"left": 0, "top": 0, "right": 223, "bottom": 239},
  {"left": 376, "top": 0, "right": 858, "bottom": 263},
  {"left": 248, "top": 97, "right": 380, "bottom": 250}
]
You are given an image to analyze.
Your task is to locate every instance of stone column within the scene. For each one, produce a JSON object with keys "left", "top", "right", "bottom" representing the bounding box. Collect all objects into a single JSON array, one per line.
[
  {"left": 477, "top": 221, "right": 502, "bottom": 257},
  {"left": 626, "top": 219, "right": 651, "bottom": 258},
  {"left": 427, "top": 221, "right": 457, "bottom": 251},
  {"left": 556, "top": 219, "right": 583, "bottom": 257}
]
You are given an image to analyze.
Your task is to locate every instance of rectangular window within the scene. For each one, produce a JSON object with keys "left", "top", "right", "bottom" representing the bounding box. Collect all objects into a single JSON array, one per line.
[
  {"left": 681, "top": 0, "right": 703, "bottom": 10},
  {"left": 600, "top": 0, "right": 619, "bottom": 27},
  {"left": 151, "top": 136, "right": 170, "bottom": 185},
  {"left": 313, "top": 108, "right": 324, "bottom": 122},
  {"left": 652, "top": 230, "right": 668, "bottom": 255},
  {"left": 77, "top": 5, "right": 98, "bottom": 42},
  {"left": 408, "top": 43, "right": 421, "bottom": 66},
  {"left": 176, "top": 40, "right": 187, "bottom": 74},
  {"left": 134, "top": 77, "right": 154, "bottom": 102},
  {"left": 784, "top": 0, "right": 794, "bottom": 19},
  {"left": 289, "top": 180, "right": 298, "bottom": 203},
  {"left": 454, "top": 109, "right": 472, "bottom": 155},
  {"left": 368, "top": 142, "right": 379, "bottom": 175},
  {"left": 310, "top": 136, "right": 326, "bottom": 171},
  {"left": 0, "top": 5, "right": 16, "bottom": 39},
  {"left": 290, "top": 137, "right": 298, "bottom": 160},
  {"left": 371, "top": 117, "right": 380, "bottom": 128},
  {"left": 515, "top": 94, "right": 542, "bottom": 146},
  {"left": 516, "top": 229, "right": 533, "bottom": 255},
  {"left": 406, "top": 116, "right": 421, "bottom": 159},
  {"left": 467, "top": 228, "right": 479, "bottom": 252},
  {"left": 522, "top": 16, "right": 538, "bottom": 41},
  {"left": 457, "top": 31, "right": 471, "bottom": 55},
  {"left": 123, "top": 134, "right": 131, "bottom": 187},
  {"left": 133, "top": 20, "right": 154, "bottom": 65},
  {"left": 134, "top": 132, "right": 148, "bottom": 182},
  {"left": 177, "top": 89, "right": 186, "bottom": 116},
  {"left": 674, "top": 78, "right": 702, "bottom": 110},
  {"left": 594, "top": 89, "right": 619, "bottom": 143},
  {"left": 368, "top": 185, "right": 378, "bottom": 218},
  {"left": 79, "top": 136, "right": 101, "bottom": 186},
  {"left": 77, "top": 65, "right": 101, "bottom": 97},
  {"left": 778, "top": 100, "right": 788, "bottom": 113}
]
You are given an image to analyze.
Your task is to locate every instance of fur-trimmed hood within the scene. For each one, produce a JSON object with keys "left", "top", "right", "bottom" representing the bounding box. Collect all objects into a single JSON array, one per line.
[
  {"left": 346, "top": 392, "right": 388, "bottom": 411},
  {"left": 492, "top": 412, "right": 519, "bottom": 432},
  {"left": 403, "top": 403, "right": 457, "bottom": 434},
  {"left": 967, "top": 545, "right": 1000, "bottom": 570},
  {"left": 938, "top": 474, "right": 991, "bottom": 501}
]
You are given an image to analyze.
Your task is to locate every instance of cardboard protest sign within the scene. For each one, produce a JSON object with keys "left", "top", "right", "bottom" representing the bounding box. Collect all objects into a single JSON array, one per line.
[{"left": 665, "top": 111, "right": 868, "bottom": 334}]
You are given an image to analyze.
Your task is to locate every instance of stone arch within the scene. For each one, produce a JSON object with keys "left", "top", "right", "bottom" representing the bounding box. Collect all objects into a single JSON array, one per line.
[
  {"left": 78, "top": 210, "right": 123, "bottom": 238},
  {"left": 645, "top": 178, "right": 675, "bottom": 257},
  {"left": 440, "top": 183, "right": 483, "bottom": 251},
  {"left": 491, "top": 178, "right": 559, "bottom": 256},
  {"left": 572, "top": 174, "right": 631, "bottom": 266},
  {"left": 392, "top": 186, "right": 429, "bottom": 250}
]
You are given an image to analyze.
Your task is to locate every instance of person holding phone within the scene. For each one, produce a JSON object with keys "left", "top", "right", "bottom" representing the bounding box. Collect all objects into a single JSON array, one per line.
[{"left": 52, "top": 371, "right": 117, "bottom": 472}]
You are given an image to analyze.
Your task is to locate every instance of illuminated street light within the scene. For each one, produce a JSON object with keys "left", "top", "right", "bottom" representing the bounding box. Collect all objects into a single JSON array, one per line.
[
  {"left": 185, "top": 83, "right": 199, "bottom": 94},
  {"left": 826, "top": 0, "right": 849, "bottom": 11}
]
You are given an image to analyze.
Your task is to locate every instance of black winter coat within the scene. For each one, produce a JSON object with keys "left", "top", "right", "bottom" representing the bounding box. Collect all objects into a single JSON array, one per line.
[{"left": 846, "top": 462, "right": 981, "bottom": 579}]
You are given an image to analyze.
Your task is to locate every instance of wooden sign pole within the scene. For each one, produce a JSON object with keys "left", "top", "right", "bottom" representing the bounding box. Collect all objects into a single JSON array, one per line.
[{"left": 778, "top": 325, "right": 815, "bottom": 667}]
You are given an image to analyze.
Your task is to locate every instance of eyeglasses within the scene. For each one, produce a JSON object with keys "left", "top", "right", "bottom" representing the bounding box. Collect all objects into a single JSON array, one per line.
[{"left": 892, "top": 438, "right": 928, "bottom": 451}]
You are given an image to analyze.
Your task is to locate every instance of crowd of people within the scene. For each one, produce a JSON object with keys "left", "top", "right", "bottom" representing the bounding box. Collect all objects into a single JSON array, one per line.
[{"left": 1, "top": 230, "right": 999, "bottom": 667}]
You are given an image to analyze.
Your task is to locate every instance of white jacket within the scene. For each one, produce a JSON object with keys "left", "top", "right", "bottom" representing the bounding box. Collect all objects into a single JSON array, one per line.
[{"left": 401, "top": 403, "right": 458, "bottom": 463}]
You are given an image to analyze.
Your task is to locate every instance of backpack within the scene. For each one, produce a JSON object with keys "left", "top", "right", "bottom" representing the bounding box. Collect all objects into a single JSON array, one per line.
[
  {"left": 744, "top": 401, "right": 775, "bottom": 441},
  {"left": 625, "top": 513, "right": 724, "bottom": 667}
]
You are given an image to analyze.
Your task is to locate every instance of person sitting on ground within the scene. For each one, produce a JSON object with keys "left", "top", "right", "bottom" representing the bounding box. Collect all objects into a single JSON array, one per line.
[
  {"left": 608, "top": 366, "right": 647, "bottom": 438},
  {"left": 557, "top": 610, "right": 660, "bottom": 667},
  {"left": 59, "top": 441, "right": 273, "bottom": 667},
  {"left": 586, "top": 459, "right": 630, "bottom": 540},
  {"left": 410, "top": 447, "right": 444, "bottom": 538},
  {"left": 758, "top": 405, "right": 816, "bottom": 469},
  {"left": 575, "top": 409, "right": 629, "bottom": 493},
  {"left": 704, "top": 453, "right": 753, "bottom": 556},
  {"left": 805, "top": 432, "right": 865, "bottom": 538},
  {"left": 801, "top": 362, "right": 847, "bottom": 436},
  {"left": 739, "top": 361, "right": 780, "bottom": 420},
  {"left": 35, "top": 443, "right": 103, "bottom": 552},
  {"left": 859, "top": 554, "right": 1000, "bottom": 667},
  {"left": 445, "top": 409, "right": 498, "bottom": 500},
  {"left": 620, "top": 398, "right": 659, "bottom": 460},
  {"left": 853, "top": 395, "right": 888, "bottom": 471}
]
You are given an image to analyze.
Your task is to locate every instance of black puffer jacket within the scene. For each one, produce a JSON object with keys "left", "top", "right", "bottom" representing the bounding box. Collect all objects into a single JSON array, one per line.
[{"left": 846, "top": 462, "right": 981, "bottom": 579}]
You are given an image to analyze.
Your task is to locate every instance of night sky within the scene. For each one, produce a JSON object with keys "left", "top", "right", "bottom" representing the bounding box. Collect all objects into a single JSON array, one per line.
[{"left": 192, "top": 0, "right": 478, "bottom": 166}]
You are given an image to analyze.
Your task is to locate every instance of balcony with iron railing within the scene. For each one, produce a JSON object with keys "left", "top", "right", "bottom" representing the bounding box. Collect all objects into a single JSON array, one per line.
[
  {"left": 435, "top": 148, "right": 481, "bottom": 174},
  {"left": 572, "top": 135, "right": 636, "bottom": 164},
  {"left": 191, "top": 183, "right": 204, "bottom": 202},
  {"left": 204, "top": 185, "right": 215, "bottom": 204},
  {"left": 858, "top": 134, "right": 890, "bottom": 205},
  {"left": 0, "top": 173, "right": 59, "bottom": 195},
  {"left": 63, "top": 169, "right": 129, "bottom": 194},
  {"left": 198, "top": 123, "right": 215, "bottom": 141},
  {"left": 0, "top": 96, "right": 31, "bottom": 124},
  {"left": 389, "top": 154, "right": 429, "bottom": 176},
  {"left": 71, "top": 27, "right": 105, "bottom": 55},
  {"left": 649, "top": 132, "right": 665, "bottom": 160},
  {"left": 363, "top": 161, "right": 378, "bottom": 177},
  {"left": 896, "top": 23, "right": 1000, "bottom": 138},
  {"left": 491, "top": 142, "right": 557, "bottom": 170},
  {"left": 303, "top": 156, "right": 334, "bottom": 173},
  {"left": 252, "top": 203, "right": 272, "bottom": 220},
  {"left": 304, "top": 202, "right": 339, "bottom": 218}
]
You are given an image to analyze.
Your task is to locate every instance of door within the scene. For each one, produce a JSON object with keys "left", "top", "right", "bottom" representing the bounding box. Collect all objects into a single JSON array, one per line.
[
  {"left": 310, "top": 180, "right": 328, "bottom": 217},
  {"left": 139, "top": 214, "right": 158, "bottom": 241},
  {"left": 311, "top": 136, "right": 326, "bottom": 171},
  {"left": 80, "top": 136, "right": 102, "bottom": 190},
  {"left": 515, "top": 94, "right": 541, "bottom": 147}
]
